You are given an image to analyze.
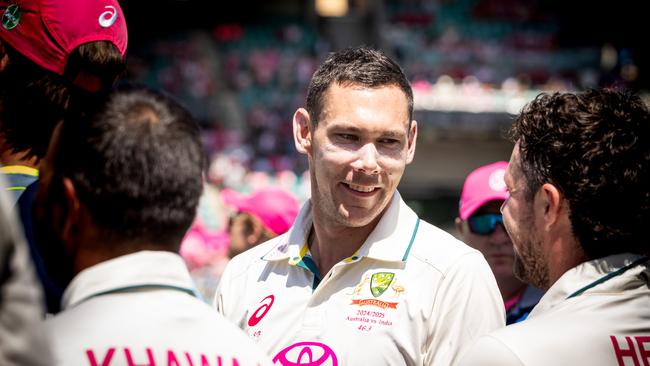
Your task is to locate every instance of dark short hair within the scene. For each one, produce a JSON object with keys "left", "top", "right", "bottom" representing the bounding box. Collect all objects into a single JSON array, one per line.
[
  {"left": 53, "top": 85, "right": 204, "bottom": 249},
  {"left": 511, "top": 89, "right": 650, "bottom": 258},
  {"left": 0, "top": 41, "right": 125, "bottom": 160},
  {"left": 306, "top": 46, "right": 413, "bottom": 124}
]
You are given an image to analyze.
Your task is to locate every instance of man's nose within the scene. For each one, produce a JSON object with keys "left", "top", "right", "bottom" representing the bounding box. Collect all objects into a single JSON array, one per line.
[{"left": 351, "top": 143, "right": 380, "bottom": 174}]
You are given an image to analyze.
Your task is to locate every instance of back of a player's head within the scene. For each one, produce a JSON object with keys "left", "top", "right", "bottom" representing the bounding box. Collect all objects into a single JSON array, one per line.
[
  {"left": 0, "top": 0, "right": 127, "bottom": 160},
  {"left": 53, "top": 85, "right": 204, "bottom": 250},
  {"left": 306, "top": 46, "right": 413, "bottom": 124},
  {"left": 511, "top": 88, "right": 650, "bottom": 258}
]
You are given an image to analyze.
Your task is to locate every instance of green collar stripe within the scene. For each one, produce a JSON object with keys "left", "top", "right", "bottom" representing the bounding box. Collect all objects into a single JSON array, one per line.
[
  {"left": 80, "top": 283, "right": 198, "bottom": 305},
  {"left": 297, "top": 256, "right": 321, "bottom": 290},
  {"left": 402, "top": 217, "right": 420, "bottom": 261},
  {"left": 567, "top": 256, "right": 649, "bottom": 299}
]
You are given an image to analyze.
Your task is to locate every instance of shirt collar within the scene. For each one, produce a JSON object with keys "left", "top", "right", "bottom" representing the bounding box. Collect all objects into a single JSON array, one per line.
[
  {"left": 61, "top": 251, "right": 195, "bottom": 309},
  {"left": 261, "top": 191, "right": 420, "bottom": 264},
  {"left": 530, "top": 253, "right": 649, "bottom": 316}
]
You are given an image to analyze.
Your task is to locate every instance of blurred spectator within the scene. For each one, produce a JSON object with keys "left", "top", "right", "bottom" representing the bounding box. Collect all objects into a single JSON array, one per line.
[
  {"left": 222, "top": 186, "right": 300, "bottom": 258},
  {"left": 456, "top": 161, "right": 542, "bottom": 324},
  {"left": 180, "top": 158, "right": 307, "bottom": 300}
]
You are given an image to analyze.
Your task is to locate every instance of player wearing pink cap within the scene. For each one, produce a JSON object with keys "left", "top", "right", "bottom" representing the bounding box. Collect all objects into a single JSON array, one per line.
[
  {"left": 456, "top": 161, "right": 543, "bottom": 324},
  {"left": 222, "top": 187, "right": 300, "bottom": 258},
  {"left": 0, "top": 0, "right": 127, "bottom": 199},
  {"left": 215, "top": 47, "right": 504, "bottom": 365},
  {"left": 0, "top": 0, "right": 128, "bottom": 314}
]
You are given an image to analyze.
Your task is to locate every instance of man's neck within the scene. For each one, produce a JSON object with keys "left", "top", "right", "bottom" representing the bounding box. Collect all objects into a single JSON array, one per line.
[
  {"left": 544, "top": 234, "right": 588, "bottom": 290},
  {"left": 308, "top": 214, "right": 380, "bottom": 278}
]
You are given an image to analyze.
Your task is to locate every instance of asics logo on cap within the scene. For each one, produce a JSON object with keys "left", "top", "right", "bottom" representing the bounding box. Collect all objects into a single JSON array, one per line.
[
  {"left": 98, "top": 5, "right": 117, "bottom": 28},
  {"left": 488, "top": 169, "right": 506, "bottom": 191}
]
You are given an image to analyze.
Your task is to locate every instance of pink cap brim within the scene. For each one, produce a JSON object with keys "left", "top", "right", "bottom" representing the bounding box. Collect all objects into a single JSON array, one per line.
[{"left": 459, "top": 194, "right": 508, "bottom": 220}]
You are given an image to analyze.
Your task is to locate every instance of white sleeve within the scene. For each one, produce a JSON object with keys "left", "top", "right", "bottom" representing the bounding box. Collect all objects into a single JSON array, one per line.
[
  {"left": 459, "top": 335, "right": 524, "bottom": 366},
  {"left": 425, "top": 252, "right": 506, "bottom": 366},
  {"left": 212, "top": 258, "right": 233, "bottom": 317}
]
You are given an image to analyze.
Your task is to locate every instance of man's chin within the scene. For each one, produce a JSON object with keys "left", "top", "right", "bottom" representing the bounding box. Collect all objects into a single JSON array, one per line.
[
  {"left": 338, "top": 201, "right": 388, "bottom": 226},
  {"left": 337, "top": 211, "right": 378, "bottom": 228},
  {"left": 513, "top": 255, "right": 529, "bottom": 283}
]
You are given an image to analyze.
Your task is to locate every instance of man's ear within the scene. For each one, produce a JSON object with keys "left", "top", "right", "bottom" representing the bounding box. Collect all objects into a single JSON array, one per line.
[
  {"left": 61, "top": 177, "right": 81, "bottom": 242},
  {"left": 293, "top": 108, "right": 312, "bottom": 155},
  {"left": 406, "top": 120, "right": 418, "bottom": 164},
  {"left": 536, "top": 183, "right": 564, "bottom": 232}
]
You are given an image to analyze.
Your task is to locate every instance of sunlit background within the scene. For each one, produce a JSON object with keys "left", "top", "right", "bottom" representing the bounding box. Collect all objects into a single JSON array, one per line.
[{"left": 119, "top": 0, "right": 647, "bottom": 232}]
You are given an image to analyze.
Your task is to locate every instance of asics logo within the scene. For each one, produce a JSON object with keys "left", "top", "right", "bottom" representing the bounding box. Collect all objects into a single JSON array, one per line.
[{"left": 98, "top": 5, "right": 118, "bottom": 28}]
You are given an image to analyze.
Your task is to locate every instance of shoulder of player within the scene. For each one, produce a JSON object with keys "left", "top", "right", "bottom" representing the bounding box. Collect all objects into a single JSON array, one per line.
[
  {"left": 406, "top": 219, "right": 484, "bottom": 275},
  {"left": 223, "top": 234, "right": 290, "bottom": 280}
]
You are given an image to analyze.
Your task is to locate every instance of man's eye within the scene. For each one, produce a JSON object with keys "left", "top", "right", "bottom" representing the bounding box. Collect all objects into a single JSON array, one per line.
[
  {"left": 337, "top": 134, "right": 357, "bottom": 141},
  {"left": 379, "top": 138, "right": 400, "bottom": 146}
]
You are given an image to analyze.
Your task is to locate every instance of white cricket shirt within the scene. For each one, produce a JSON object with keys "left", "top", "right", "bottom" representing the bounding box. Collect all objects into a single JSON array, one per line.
[
  {"left": 215, "top": 192, "right": 505, "bottom": 365},
  {"left": 43, "top": 251, "right": 273, "bottom": 366},
  {"left": 460, "top": 253, "right": 650, "bottom": 366}
]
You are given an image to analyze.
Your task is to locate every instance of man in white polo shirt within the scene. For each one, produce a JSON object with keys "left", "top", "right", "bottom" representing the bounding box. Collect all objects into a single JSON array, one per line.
[
  {"left": 460, "top": 89, "right": 650, "bottom": 366},
  {"left": 33, "top": 86, "right": 272, "bottom": 366},
  {"left": 215, "top": 46, "right": 505, "bottom": 365}
]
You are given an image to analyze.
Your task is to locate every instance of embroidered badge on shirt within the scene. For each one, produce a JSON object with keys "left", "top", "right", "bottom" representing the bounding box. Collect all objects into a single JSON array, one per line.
[
  {"left": 370, "top": 272, "right": 395, "bottom": 297},
  {"left": 345, "top": 272, "right": 405, "bottom": 331}
]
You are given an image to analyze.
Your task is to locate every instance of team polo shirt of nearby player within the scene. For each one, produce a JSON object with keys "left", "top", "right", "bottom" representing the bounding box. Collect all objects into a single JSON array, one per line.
[
  {"left": 0, "top": 165, "right": 38, "bottom": 204},
  {"left": 43, "top": 251, "right": 273, "bottom": 366},
  {"left": 215, "top": 191, "right": 505, "bottom": 365},
  {"left": 460, "top": 253, "right": 650, "bottom": 366}
]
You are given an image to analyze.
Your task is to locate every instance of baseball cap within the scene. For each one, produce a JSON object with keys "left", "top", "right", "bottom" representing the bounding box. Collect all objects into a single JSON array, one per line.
[
  {"left": 0, "top": 0, "right": 128, "bottom": 76},
  {"left": 222, "top": 187, "right": 300, "bottom": 236},
  {"left": 459, "top": 161, "right": 509, "bottom": 220}
]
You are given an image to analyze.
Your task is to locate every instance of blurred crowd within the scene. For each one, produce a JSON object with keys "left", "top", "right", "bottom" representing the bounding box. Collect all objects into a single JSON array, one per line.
[{"left": 119, "top": 1, "right": 646, "bottom": 299}]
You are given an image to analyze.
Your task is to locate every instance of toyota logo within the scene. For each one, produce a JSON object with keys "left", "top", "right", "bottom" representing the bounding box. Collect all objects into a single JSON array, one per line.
[{"left": 273, "top": 341, "right": 338, "bottom": 366}]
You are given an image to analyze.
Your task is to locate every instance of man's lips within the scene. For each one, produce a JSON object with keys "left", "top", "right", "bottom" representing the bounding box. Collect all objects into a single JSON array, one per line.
[{"left": 341, "top": 182, "right": 380, "bottom": 196}]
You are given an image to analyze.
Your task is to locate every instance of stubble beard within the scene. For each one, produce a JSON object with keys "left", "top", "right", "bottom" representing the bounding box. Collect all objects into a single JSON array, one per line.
[{"left": 513, "top": 234, "right": 550, "bottom": 290}]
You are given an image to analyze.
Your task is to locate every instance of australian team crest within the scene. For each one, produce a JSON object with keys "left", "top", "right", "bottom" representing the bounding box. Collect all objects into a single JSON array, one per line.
[{"left": 370, "top": 272, "right": 395, "bottom": 297}]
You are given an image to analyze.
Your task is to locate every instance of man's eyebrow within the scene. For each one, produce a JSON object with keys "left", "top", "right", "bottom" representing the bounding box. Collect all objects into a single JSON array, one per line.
[
  {"left": 379, "top": 130, "right": 406, "bottom": 139},
  {"left": 327, "top": 120, "right": 408, "bottom": 139}
]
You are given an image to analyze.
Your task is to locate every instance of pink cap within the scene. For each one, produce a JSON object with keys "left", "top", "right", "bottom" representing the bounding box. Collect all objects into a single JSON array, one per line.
[
  {"left": 222, "top": 187, "right": 300, "bottom": 236},
  {"left": 459, "top": 161, "right": 509, "bottom": 220},
  {"left": 0, "top": 0, "right": 128, "bottom": 76}
]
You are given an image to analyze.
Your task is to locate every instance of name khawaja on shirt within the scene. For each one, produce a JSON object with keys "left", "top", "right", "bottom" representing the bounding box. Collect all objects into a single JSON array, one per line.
[{"left": 86, "top": 347, "right": 245, "bottom": 366}]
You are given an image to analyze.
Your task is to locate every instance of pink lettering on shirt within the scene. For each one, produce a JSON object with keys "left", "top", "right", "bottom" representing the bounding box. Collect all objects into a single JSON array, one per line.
[
  {"left": 125, "top": 347, "right": 156, "bottom": 366},
  {"left": 611, "top": 336, "right": 640, "bottom": 366},
  {"left": 635, "top": 336, "right": 650, "bottom": 366},
  {"left": 87, "top": 348, "right": 116, "bottom": 366},
  {"left": 84, "top": 347, "right": 243, "bottom": 366},
  {"left": 167, "top": 350, "right": 181, "bottom": 366}
]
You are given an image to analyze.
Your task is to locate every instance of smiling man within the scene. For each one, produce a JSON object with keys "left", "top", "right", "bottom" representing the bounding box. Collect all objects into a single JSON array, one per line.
[{"left": 215, "top": 47, "right": 504, "bottom": 365}]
